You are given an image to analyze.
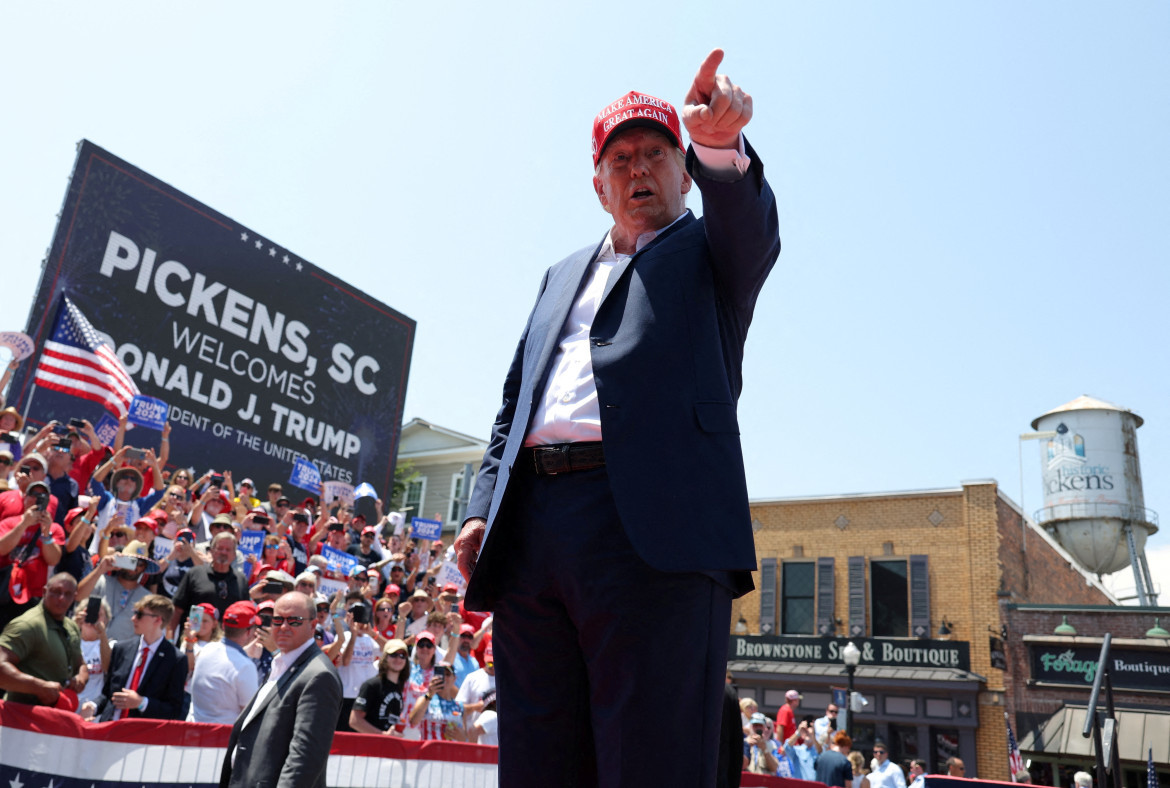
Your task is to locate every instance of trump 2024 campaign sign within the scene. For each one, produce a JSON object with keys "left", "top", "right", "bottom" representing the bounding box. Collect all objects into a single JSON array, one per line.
[{"left": 8, "top": 140, "right": 414, "bottom": 496}]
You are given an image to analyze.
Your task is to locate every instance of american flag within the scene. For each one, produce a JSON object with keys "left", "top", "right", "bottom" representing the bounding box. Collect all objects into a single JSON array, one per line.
[
  {"left": 1005, "top": 711, "right": 1025, "bottom": 780},
  {"left": 33, "top": 295, "right": 139, "bottom": 417},
  {"left": 1151, "top": 746, "right": 1161, "bottom": 788}
]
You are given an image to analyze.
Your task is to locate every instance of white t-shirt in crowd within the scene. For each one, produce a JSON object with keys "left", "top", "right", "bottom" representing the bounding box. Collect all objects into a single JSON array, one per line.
[
  {"left": 187, "top": 640, "right": 260, "bottom": 725},
  {"left": 455, "top": 667, "right": 495, "bottom": 730},
  {"left": 476, "top": 709, "right": 498, "bottom": 746},
  {"left": 337, "top": 631, "right": 379, "bottom": 698},
  {"left": 76, "top": 637, "right": 115, "bottom": 710}
]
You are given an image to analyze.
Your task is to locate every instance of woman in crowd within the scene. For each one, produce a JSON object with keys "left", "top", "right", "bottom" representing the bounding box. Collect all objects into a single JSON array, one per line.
[
  {"left": 849, "top": 750, "right": 872, "bottom": 788},
  {"left": 74, "top": 596, "right": 113, "bottom": 721},
  {"left": 371, "top": 597, "right": 398, "bottom": 647},
  {"left": 348, "top": 638, "right": 409, "bottom": 735}
]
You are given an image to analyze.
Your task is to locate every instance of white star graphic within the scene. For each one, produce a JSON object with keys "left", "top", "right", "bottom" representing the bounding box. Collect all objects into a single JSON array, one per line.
[
  {"left": 282, "top": 255, "right": 290, "bottom": 264},
  {"left": 295, "top": 262, "right": 303, "bottom": 271},
  {"left": 240, "top": 232, "right": 249, "bottom": 242},
  {"left": 268, "top": 247, "right": 276, "bottom": 257},
  {"left": 9, "top": 773, "right": 24, "bottom": 788},
  {"left": 45, "top": 780, "right": 54, "bottom": 788},
  {"left": 254, "top": 240, "right": 262, "bottom": 249}
]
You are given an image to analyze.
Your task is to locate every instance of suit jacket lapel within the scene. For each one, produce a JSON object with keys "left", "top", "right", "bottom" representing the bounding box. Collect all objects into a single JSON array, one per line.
[
  {"left": 598, "top": 211, "right": 695, "bottom": 306},
  {"left": 529, "top": 237, "right": 604, "bottom": 399},
  {"left": 240, "top": 644, "right": 320, "bottom": 731}
]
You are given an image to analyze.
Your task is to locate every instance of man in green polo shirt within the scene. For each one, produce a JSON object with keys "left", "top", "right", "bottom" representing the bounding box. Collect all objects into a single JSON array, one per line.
[{"left": 0, "top": 572, "right": 84, "bottom": 705}]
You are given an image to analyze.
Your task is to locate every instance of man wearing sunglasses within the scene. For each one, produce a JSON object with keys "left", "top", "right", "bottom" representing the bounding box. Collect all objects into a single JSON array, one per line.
[
  {"left": 867, "top": 741, "right": 907, "bottom": 788},
  {"left": 94, "top": 594, "right": 186, "bottom": 721},
  {"left": 220, "top": 591, "right": 341, "bottom": 788}
]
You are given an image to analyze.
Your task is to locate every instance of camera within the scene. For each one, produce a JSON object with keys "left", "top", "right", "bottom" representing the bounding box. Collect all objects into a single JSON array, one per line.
[
  {"left": 124, "top": 447, "right": 146, "bottom": 461},
  {"left": 258, "top": 612, "right": 273, "bottom": 628},
  {"left": 68, "top": 418, "right": 87, "bottom": 429},
  {"left": 0, "top": 431, "right": 20, "bottom": 444},
  {"left": 112, "top": 553, "right": 140, "bottom": 571},
  {"left": 210, "top": 473, "right": 225, "bottom": 487},
  {"left": 51, "top": 423, "right": 69, "bottom": 436},
  {"left": 252, "top": 513, "right": 270, "bottom": 525},
  {"left": 263, "top": 579, "right": 285, "bottom": 594},
  {"left": 54, "top": 438, "right": 72, "bottom": 452},
  {"left": 350, "top": 604, "right": 370, "bottom": 624},
  {"left": 32, "top": 491, "right": 49, "bottom": 511}
]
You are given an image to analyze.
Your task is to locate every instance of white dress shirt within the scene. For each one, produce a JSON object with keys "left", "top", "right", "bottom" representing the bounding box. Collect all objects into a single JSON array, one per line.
[
  {"left": 524, "top": 136, "right": 750, "bottom": 447},
  {"left": 122, "top": 633, "right": 165, "bottom": 715}
]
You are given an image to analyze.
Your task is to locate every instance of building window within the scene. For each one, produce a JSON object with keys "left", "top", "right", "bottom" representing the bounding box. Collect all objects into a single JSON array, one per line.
[
  {"left": 925, "top": 698, "right": 953, "bottom": 719},
  {"left": 781, "top": 561, "right": 816, "bottom": 634},
  {"left": 447, "top": 470, "right": 473, "bottom": 526},
  {"left": 870, "top": 559, "right": 908, "bottom": 636},
  {"left": 403, "top": 478, "right": 425, "bottom": 523},
  {"left": 759, "top": 558, "right": 777, "bottom": 634}
]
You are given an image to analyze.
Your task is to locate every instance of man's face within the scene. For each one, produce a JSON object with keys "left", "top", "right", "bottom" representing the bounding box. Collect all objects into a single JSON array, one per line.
[
  {"left": 458, "top": 634, "right": 472, "bottom": 654},
  {"left": 239, "top": 482, "right": 253, "bottom": 497},
  {"left": 826, "top": 704, "right": 838, "bottom": 721},
  {"left": 411, "top": 598, "right": 428, "bottom": 616},
  {"left": 874, "top": 745, "right": 889, "bottom": 764},
  {"left": 328, "top": 529, "right": 346, "bottom": 547},
  {"left": 18, "top": 462, "right": 45, "bottom": 489},
  {"left": 205, "top": 498, "right": 224, "bottom": 516},
  {"left": 132, "top": 605, "right": 163, "bottom": 638},
  {"left": 426, "top": 620, "right": 445, "bottom": 639},
  {"left": 268, "top": 488, "right": 281, "bottom": 503},
  {"left": 948, "top": 759, "right": 965, "bottom": 777},
  {"left": 272, "top": 594, "right": 314, "bottom": 652},
  {"left": 295, "top": 580, "right": 316, "bottom": 596},
  {"left": 117, "top": 559, "right": 146, "bottom": 582},
  {"left": 48, "top": 448, "right": 72, "bottom": 474},
  {"left": 593, "top": 127, "right": 691, "bottom": 239},
  {"left": 43, "top": 578, "right": 77, "bottom": 620},
  {"left": 211, "top": 537, "right": 236, "bottom": 567}
]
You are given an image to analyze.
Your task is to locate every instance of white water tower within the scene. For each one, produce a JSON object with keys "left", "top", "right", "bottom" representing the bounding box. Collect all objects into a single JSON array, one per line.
[{"left": 1030, "top": 395, "right": 1159, "bottom": 604}]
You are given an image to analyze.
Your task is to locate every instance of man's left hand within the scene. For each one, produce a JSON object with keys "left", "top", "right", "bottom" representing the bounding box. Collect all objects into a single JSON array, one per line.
[
  {"left": 683, "top": 48, "right": 752, "bottom": 149},
  {"left": 112, "top": 688, "right": 143, "bottom": 709},
  {"left": 454, "top": 519, "right": 485, "bottom": 583}
]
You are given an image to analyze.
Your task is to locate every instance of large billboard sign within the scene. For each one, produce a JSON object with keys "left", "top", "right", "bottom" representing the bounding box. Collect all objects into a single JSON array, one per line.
[{"left": 8, "top": 140, "right": 414, "bottom": 495}]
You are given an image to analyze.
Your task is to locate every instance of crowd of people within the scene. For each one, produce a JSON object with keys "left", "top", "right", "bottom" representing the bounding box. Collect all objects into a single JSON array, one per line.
[
  {"left": 730, "top": 688, "right": 968, "bottom": 788},
  {"left": 0, "top": 411, "right": 496, "bottom": 745}
]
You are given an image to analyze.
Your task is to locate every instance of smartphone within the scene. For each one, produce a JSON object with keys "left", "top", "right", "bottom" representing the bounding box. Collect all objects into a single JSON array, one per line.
[
  {"left": 258, "top": 612, "right": 273, "bottom": 628},
  {"left": 51, "top": 423, "right": 69, "bottom": 436},
  {"left": 253, "top": 513, "right": 270, "bottom": 526},
  {"left": 291, "top": 512, "right": 309, "bottom": 525},
  {"left": 263, "top": 579, "right": 285, "bottom": 594},
  {"left": 112, "top": 553, "right": 139, "bottom": 571},
  {"left": 351, "top": 604, "right": 370, "bottom": 624},
  {"left": 32, "top": 491, "right": 49, "bottom": 511},
  {"left": 69, "top": 418, "right": 87, "bottom": 429},
  {"left": 124, "top": 447, "right": 146, "bottom": 461},
  {"left": 85, "top": 597, "right": 102, "bottom": 625},
  {"left": 55, "top": 438, "right": 72, "bottom": 452},
  {"left": 188, "top": 605, "right": 204, "bottom": 632},
  {"left": 0, "top": 431, "right": 20, "bottom": 444},
  {"left": 210, "top": 473, "right": 225, "bottom": 487}
]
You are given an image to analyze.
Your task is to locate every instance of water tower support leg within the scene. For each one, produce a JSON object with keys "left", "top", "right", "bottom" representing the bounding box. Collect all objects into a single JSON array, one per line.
[{"left": 1123, "top": 523, "right": 1150, "bottom": 607}]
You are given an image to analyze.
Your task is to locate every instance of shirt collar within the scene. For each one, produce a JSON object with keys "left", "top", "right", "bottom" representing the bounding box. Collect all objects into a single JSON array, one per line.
[{"left": 599, "top": 210, "right": 688, "bottom": 261}]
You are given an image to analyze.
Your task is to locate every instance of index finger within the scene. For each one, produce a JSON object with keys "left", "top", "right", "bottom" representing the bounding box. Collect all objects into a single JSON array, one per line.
[{"left": 693, "top": 48, "right": 725, "bottom": 91}]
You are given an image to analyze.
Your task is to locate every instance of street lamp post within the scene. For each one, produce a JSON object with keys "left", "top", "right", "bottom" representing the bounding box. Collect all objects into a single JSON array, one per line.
[{"left": 842, "top": 641, "right": 861, "bottom": 739}]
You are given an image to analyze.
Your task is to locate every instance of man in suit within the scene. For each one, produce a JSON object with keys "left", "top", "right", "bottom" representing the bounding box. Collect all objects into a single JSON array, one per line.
[
  {"left": 220, "top": 591, "right": 342, "bottom": 788},
  {"left": 94, "top": 593, "right": 187, "bottom": 720},
  {"left": 454, "top": 49, "right": 780, "bottom": 787}
]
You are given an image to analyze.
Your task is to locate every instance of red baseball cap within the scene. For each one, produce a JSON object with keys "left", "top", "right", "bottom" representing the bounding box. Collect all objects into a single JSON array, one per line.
[
  {"left": 385, "top": 583, "right": 401, "bottom": 597},
  {"left": 441, "top": 583, "right": 461, "bottom": 595},
  {"left": 459, "top": 623, "right": 476, "bottom": 636},
  {"left": 133, "top": 517, "right": 158, "bottom": 534},
  {"left": 416, "top": 630, "right": 436, "bottom": 643},
  {"left": 223, "top": 601, "right": 260, "bottom": 628},
  {"left": 592, "top": 90, "right": 685, "bottom": 166},
  {"left": 194, "top": 602, "right": 218, "bottom": 621}
]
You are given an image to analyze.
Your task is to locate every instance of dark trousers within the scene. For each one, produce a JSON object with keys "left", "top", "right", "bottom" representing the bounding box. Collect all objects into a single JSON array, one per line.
[{"left": 490, "top": 464, "right": 732, "bottom": 788}]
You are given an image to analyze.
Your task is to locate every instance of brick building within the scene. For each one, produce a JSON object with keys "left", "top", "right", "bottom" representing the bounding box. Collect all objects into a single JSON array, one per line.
[
  {"left": 728, "top": 479, "right": 1115, "bottom": 780},
  {"left": 1004, "top": 604, "right": 1170, "bottom": 788}
]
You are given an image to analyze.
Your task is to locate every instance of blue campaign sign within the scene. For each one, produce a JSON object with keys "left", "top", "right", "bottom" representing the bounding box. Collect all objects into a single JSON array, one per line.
[
  {"left": 126, "top": 394, "right": 170, "bottom": 431},
  {"left": 238, "top": 529, "right": 266, "bottom": 560},
  {"left": 6, "top": 140, "right": 414, "bottom": 500},
  {"left": 411, "top": 517, "right": 443, "bottom": 541},
  {"left": 321, "top": 544, "right": 357, "bottom": 575},
  {"left": 289, "top": 456, "right": 322, "bottom": 492},
  {"left": 93, "top": 413, "right": 119, "bottom": 447}
]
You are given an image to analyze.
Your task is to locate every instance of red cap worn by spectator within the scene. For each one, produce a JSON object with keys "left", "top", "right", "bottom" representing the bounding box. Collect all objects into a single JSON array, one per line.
[
  {"left": 459, "top": 623, "right": 476, "bottom": 636},
  {"left": 485, "top": 643, "right": 494, "bottom": 663},
  {"left": 416, "top": 630, "right": 436, "bottom": 644},
  {"left": 63, "top": 508, "right": 86, "bottom": 530},
  {"left": 194, "top": 602, "right": 218, "bottom": 622},
  {"left": 223, "top": 601, "right": 260, "bottom": 629},
  {"left": 133, "top": 517, "right": 158, "bottom": 534},
  {"left": 217, "top": 491, "right": 232, "bottom": 508},
  {"left": 591, "top": 90, "right": 686, "bottom": 166},
  {"left": 361, "top": 525, "right": 378, "bottom": 536},
  {"left": 250, "top": 507, "right": 267, "bottom": 517},
  {"left": 385, "top": 583, "right": 401, "bottom": 597},
  {"left": 149, "top": 508, "right": 168, "bottom": 524},
  {"left": 441, "top": 583, "right": 460, "bottom": 595},
  {"left": 300, "top": 497, "right": 315, "bottom": 508},
  {"left": 257, "top": 599, "right": 275, "bottom": 613}
]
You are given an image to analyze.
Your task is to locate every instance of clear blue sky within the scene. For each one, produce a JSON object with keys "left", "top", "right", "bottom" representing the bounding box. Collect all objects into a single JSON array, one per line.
[{"left": 2, "top": 3, "right": 1167, "bottom": 599}]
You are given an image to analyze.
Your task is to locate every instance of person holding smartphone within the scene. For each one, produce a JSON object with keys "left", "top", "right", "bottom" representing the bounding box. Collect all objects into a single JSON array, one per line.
[
  {"left": 332, "top": 601, "right": 379, "bottom": 731},
  {"left": 407, "top": 660, "right": 465, "bottom": 741}
]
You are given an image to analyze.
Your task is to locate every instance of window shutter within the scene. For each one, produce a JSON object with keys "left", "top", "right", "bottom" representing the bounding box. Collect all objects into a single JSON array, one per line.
[
  {"left": 759, "top": 558, "right": 777, "bottom": 635},
  {"left": 847, "top": 556, "right": 866, "bottom": 637},
  {"left": 909, "top": 554, "right": 931, "bottom": 638},
  {"left": 816, "top": 557, "right": 835, "bottom": 635}
]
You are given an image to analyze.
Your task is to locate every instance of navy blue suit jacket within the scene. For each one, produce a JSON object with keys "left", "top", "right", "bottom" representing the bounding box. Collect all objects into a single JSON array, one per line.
[
  {"left": 465, "top": 140, "right": 780, "bottom": 608},
  {"left": 95, "top": 635, "right": 188, "bottom": 721}
]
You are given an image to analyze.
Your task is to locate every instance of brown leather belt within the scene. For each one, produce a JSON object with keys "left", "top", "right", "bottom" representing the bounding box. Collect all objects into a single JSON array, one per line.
[{"left": 527, "top": 441, "right": 605, "bottom": 475}]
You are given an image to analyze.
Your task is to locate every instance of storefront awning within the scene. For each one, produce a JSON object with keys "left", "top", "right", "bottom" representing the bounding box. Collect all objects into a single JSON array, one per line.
[
  {"left": 1019, "top": 705, "right": 1170, "bottom": 764},
  {"left": 727, "top": 660, "right": 985, "bottom": 688}
]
